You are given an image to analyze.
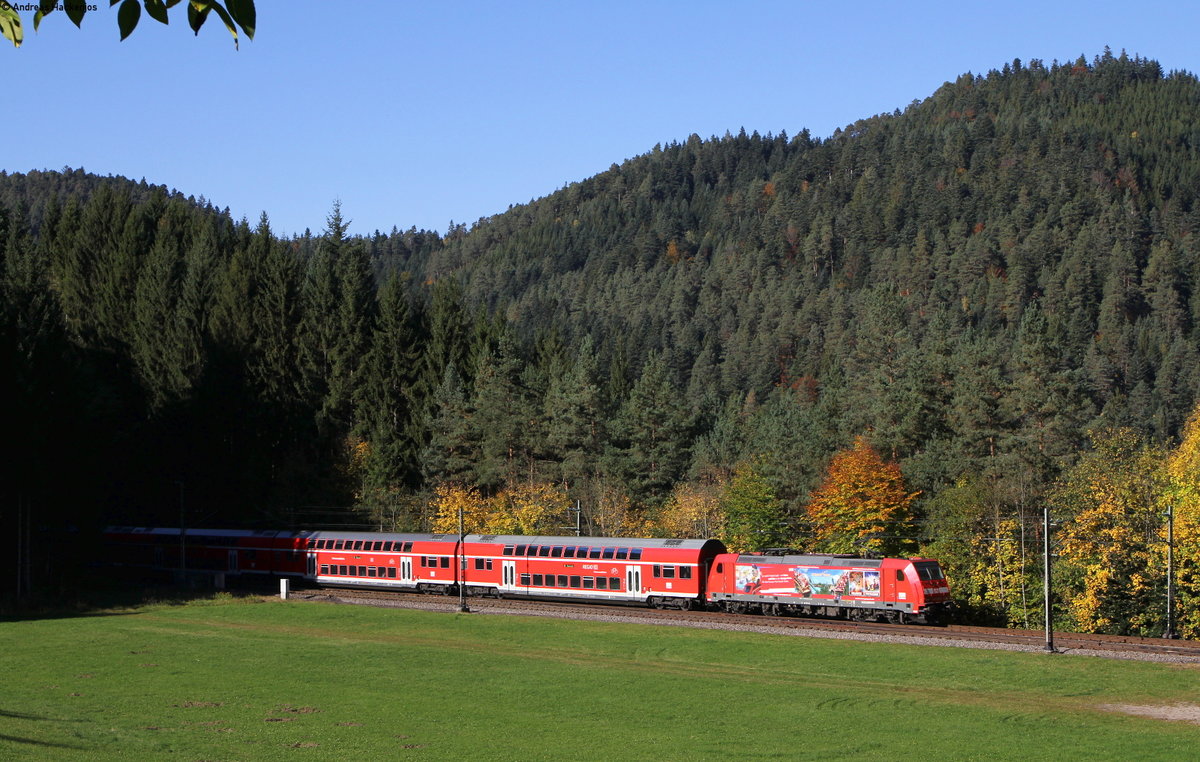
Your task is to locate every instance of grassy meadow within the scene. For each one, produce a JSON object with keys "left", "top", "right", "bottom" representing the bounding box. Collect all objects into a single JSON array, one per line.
[{"left": 1, "top": 594, "right": 1198, "bottom": 760}]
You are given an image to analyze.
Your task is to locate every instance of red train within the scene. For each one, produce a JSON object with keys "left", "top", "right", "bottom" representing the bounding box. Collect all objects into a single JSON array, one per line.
[{"left": 102, "top": 527, "right": 953, "bottom": 624}]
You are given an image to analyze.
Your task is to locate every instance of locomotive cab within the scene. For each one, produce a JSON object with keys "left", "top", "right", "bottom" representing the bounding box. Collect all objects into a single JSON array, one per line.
[{"left": 896, "top": 558, "right": 952, "bottom": 624}]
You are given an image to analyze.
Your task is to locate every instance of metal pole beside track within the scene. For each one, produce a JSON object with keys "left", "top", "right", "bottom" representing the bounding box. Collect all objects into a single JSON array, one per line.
[
  {"left": 1043, "top": 503, "right": 1055, "bottom": 653},
  {"left": 1165, "top": 501, "right": 1178, "bottom": 639},
  {"left": 458, "top": 503, "right": 469, "bottom": 613}
]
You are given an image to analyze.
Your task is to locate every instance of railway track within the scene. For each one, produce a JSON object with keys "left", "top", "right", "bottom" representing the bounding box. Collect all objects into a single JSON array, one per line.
[{"left": 288, "top": 587, "right": 1200, "bottom": 662}]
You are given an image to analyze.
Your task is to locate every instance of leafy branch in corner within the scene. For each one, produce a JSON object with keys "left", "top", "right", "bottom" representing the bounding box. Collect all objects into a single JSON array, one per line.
[{"left": 0, "top": 0, "right": 255, "bottom": 49}]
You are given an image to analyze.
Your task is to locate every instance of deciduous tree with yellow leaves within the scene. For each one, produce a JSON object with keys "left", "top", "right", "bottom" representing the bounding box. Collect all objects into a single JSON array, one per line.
[
  {"left": 655, "top": 481, "right": 725, "bottom": 539},
  {"left": 430, "top": 480, "right": 571, "bottom": 536},
  {"left": 1165, "top": 403, "right": 1200, "bottom": 638},
  {"left": 1050, "top": 428, "right": 1167, "bottom": 635}
]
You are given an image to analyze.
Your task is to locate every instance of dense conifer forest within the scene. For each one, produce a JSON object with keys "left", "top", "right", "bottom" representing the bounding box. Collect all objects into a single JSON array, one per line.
[{"left": 5, "top": 49, "right": 1200, "bottom": 635}]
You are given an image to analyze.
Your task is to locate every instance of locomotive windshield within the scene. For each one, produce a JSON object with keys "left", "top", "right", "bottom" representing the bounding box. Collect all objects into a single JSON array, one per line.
[{"left": 913, "top": 562, "right": 945, "bottom": 581}]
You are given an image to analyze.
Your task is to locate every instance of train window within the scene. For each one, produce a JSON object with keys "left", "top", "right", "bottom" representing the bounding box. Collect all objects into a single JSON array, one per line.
[
  {"left": 359, "top": 566, "right": 368, "bottom": 576},
  {"left": 320, "top": 565, "right": 329, "bottom": 575},
  {"left": 551, "top": 546, "right": 564, "bottom": 558},
  {"left": 557, "top": 575, "right": 568, "bottom": 586},
  {"left": 680, "top": 566, "right": 692, "bottom": 580},
  {"left": 570, "top": 575, "right": 581, "bottom": 587},
  {"left": 583, "top": 577, "right": 595, "bottom": 589},
  {"left": 351, "top": 540, "right": 361, "bottom": 550},
  {"left": 533, "top": 574, "right": 544, "bottom": 586},
  {"left": 588, "top": 547, "right": 602, "bottom": 559},
  {"left": 368, "top": 567, "right": 376, "bottom": 578},
  {"left": 516, "top": 544, "right": 528, "bottom": 556},
  {"left": 652, "top": 565, "right": 661, "bottom": 578},
  {"left": 372, "top": 541, "right": 383, "bottom": 551},
  {"left": 544, "top": 575, "right": 555, "bottom": 588},
  {"left": 630, "top": 548, "right": 643, "bottom": 561},
  {"left": 662, "top": 566, "right": 675, "bottom": 579},
  {"left": 335, "top": 540, "right": 345, "bottom": 550},
  {"left": 338, "top": 565, "right": 348, "bottom": 576},
  {"left": 716, "top": 562, "right": 723, "bottom": 573},
  {"left": 520, "top": 573, "right": 531, "bottom": 585},
  {"left": 475, "top": 558, "right": 484, "bottom": 570},
  {"left": 440, "top": 557, "right": 450, "bottom": 569},
  {"left": 897, "top": 570, "right": 906, "bottom": 582},
  {"left": 595, "top": 577, "right": 607, "bottom": 590},
  {"left": 403, "top": 542, "right": 414, "bottom": 552},
  {"left": 527, "top": 545, "right": 539, "bottom": 556},
  {"left": 538, "top": 546, "right": 552, "bottom": 557},
  {"left": 602, "top": 547, "right": 615, "bottom": 560},
  {"left": 615, "top": 548, "right": 628, "bottom": 560},
  {"left": 915, "top": 562, "right": 944, "bottom": 580},
  {"left": 563, "top": 547, "right": 576, "bottom": 558},
  {"left": 503, "top": 545, "right": 515, "bottom": 556},
  {"left": 609, "top": 577, "right": 621, "bottom": 590},
  {"left": 388, "top": 567, "right": 396, "bottom": 578},
  {"left": 485, "top": 559, "right": 493, "bottom": 570}
]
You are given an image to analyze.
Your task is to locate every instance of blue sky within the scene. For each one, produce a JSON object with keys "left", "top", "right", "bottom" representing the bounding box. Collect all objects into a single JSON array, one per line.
[{"left": 6, "top": 1, "right": 1199, "bottom": 238}]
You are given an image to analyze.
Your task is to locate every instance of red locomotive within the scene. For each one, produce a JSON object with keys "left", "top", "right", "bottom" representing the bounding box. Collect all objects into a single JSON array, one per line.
[
  {"left": 706, "top": 550, "right": 951, "bottom": 624},
  {"left": 103, "top": 527, "right": 952, "bottom": 624}
]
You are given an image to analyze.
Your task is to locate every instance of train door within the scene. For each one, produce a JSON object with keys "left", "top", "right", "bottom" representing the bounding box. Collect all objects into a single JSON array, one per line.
[
  {"left": 228, "top": 550, "right": 239, "bottom": 573},
  {"left": 626, "top": 567, "right": 641, "bottom": 599},
  {"left": 501, "top": 560, "right": 517, "bottom": 592},
  {"left": 401, "top": 557, "right": 414, "bottom": 584},
  {"left": 306, "top": 552, "right": 316, "bottom": 578}
]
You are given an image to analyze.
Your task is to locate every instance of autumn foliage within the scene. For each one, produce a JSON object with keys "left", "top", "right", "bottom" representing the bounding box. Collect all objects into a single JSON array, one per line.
[
  {"left": 1166, "top": 407, "right": 1200, "bottom": 638},
  {"left": 431, "top": 481, "right": 570, "bottom": 536},
  {"left": 804, "top": 437, "right": 918, "bottom": 556}
]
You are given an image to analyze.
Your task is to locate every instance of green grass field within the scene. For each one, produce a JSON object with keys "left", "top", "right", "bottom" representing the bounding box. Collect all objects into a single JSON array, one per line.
[{"left": 2, "top": 594, "right": 1198, "bottom": 760}]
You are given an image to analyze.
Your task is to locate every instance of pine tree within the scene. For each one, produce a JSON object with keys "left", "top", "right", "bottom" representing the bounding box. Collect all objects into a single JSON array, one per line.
[
  {"left": 358, "top": 271, "right": 422, "bottom": 491},
  {"left": 606, "top": 352, "right": 693, "bottom": 506},
  {"left": 541, "top": 335, "right": 604, "bottom": 490},
  {"left": 421, "top": 363, "right": 476, "bottom": 486}
]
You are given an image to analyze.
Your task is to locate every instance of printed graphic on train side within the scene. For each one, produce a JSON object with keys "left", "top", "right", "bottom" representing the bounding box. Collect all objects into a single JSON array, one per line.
[{"left": 735, "top": 564, "right": 880, "bottom": 598}]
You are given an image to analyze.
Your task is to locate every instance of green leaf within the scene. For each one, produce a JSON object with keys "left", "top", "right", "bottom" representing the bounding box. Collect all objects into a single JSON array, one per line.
[
  {"left": 0, "top": 6, "right": 23, "bottom": 48},
  {"left": 187, "top": 1, "right": 209, "bottom": 35},
  {"left": 143, "top": 0, "right": 168, "bottom": 25},
  {"left": 34, "top": 0, "right": 55, "bottom": 30},
  {"left": 225, "top": 0, "right": 253, "bottom": 39},
  {"left": 206, "top": 1, "right": 239, "bottom": 48},
  {"left": 118, "top": 0, "right": 140, "bottom": 40},
  {"left": 66, "top": 0, "right": 87, "bottom": 27}
]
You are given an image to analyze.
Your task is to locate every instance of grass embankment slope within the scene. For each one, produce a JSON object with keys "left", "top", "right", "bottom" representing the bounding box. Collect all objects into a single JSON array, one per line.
[{"left": 1, "top": 595, "right": 1197, "bottom": 760}]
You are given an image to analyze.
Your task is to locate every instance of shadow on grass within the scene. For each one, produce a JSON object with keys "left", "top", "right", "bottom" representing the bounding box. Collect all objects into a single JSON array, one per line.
[
  {"left": 0, "top": 580, "right": 270, "bottom": 622},
  {"left": 0, "top": 733, "right": 85, "bottom": 751},
  {"left": 0, "top": 709, "right": 87, "bottom": 751}
]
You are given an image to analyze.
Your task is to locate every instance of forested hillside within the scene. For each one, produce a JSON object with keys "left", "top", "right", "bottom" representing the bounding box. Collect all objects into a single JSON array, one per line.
[{"left": 4, "top": 50, "right": 1200, "bottom": 636}]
